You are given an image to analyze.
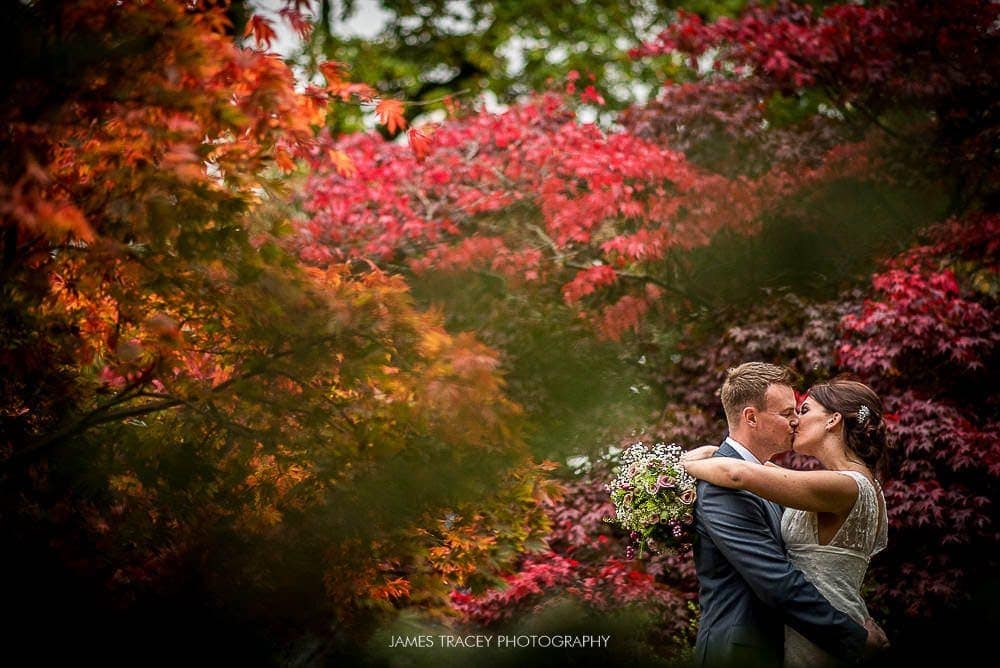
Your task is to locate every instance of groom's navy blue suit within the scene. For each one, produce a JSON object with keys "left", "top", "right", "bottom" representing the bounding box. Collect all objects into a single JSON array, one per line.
[{"left": 692, "top": 440, "right": 867, "bottom": 667}]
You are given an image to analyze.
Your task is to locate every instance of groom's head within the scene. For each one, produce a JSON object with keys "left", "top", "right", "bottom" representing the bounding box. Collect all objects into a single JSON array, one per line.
[{"left": 721, "top": 362, "right": 798, "bottom": 459}]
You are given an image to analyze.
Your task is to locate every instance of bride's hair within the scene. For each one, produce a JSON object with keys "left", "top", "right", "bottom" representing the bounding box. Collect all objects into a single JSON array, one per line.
[{"left": 807, "top": 377, "right": 890, "bottom": 479}]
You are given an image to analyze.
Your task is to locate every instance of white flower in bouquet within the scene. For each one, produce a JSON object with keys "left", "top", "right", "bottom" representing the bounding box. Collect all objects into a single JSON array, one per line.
[{"left": 604, "top": 442, "right": 698, "bottom": 558}]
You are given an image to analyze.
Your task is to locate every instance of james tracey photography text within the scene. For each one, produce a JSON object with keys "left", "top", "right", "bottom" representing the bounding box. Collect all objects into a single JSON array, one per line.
[{"left": 388, "top": 634, "right": 612, "bottom": 649}]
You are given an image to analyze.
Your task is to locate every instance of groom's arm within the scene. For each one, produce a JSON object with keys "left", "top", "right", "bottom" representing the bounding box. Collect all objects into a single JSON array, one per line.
[{"left": 697, "top": 483, "right": 867, "bottom": 663}]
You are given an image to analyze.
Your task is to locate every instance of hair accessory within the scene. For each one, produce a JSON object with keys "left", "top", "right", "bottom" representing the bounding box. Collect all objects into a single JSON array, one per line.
[{"left": 857, "top": 404, "right": 872, "bottom": 425}]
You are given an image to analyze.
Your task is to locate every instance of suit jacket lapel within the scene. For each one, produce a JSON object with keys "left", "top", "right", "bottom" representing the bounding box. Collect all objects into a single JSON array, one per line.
[{"left": 716, "top": 441, "right": 785, "bottom": 542}]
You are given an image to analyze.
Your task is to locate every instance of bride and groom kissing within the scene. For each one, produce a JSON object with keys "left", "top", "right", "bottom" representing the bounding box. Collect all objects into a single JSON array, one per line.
[{"left": 680, "top": 362, "right": 891, "bottom": 666}]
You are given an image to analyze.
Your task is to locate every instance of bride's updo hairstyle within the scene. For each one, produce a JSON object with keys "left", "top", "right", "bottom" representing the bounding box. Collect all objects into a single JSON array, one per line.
[{"left": 807, "top": 378, "right": 890, "bottom": 479}]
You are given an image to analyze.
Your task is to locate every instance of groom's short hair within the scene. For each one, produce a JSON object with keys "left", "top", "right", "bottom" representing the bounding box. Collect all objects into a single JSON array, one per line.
[{"left": 721, "top": 362, "right": 795, "bottom": 427}]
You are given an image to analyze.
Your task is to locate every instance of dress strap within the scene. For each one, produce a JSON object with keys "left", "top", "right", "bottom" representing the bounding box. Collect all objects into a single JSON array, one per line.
[{"left": 832, "top": 469, "right": 871, "bottom": 486}]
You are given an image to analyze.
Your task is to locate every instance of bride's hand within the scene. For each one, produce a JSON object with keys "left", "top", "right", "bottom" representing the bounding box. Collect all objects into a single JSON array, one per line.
[
  {"left": 681, "top": 445, "right": 719, "bottom": 462},
  {"left": 862, "top": 616, "right": 890, "bottom": 658}
]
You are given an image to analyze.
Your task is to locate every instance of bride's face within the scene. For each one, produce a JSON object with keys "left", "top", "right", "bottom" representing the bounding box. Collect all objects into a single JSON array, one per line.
[{"left": 793, "top": 396, "right": 834, "bottom": 454}]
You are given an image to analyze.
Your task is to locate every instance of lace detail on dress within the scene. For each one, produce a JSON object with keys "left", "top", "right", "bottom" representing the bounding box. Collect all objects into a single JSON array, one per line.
[
  {"left": 781, "top": 470, "right": 888, "bottom": 556},
  {"left": 826, "top": 471, "right": 888, "bottom": 555},
  {"left": 780, "top": 470, "right": 889, "bottom": 668}
]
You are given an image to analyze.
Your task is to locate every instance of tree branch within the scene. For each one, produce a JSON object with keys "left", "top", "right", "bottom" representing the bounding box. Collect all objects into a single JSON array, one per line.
[
  {"left": 2, "top": 333, "right": 351, "bottom": 473},
  {"left": 528, "top": 223, "right": 710, "bottom": 306}
]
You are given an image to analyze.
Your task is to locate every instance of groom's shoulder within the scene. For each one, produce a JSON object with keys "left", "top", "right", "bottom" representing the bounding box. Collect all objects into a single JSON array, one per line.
[
  {"left": 714, "top": 440, "right": 742, "bottom": 458},
  {"left": 696, "top": 440, "right": 758, "bottom": 494},
  {"left": 696, "top": 473, "right": 758, "bottom": 494},
  {"left": 695, "top": 483, "right": 771, "bottom": 533},
  {"left": 696, "top": 455, "right": 768, "bottom": 504},
  {"left": 695, "top": 476, "right": 758, "bottom": 502}
]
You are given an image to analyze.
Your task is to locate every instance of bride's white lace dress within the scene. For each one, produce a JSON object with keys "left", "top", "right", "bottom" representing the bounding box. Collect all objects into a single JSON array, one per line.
[{"left": 782, "top": 470, "right": 888, "bottom": 667}]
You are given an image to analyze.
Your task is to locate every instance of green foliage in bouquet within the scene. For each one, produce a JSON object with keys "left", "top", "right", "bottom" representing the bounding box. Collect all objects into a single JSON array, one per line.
[{"left": 605, "top": 443, "right": 698, "bottom": 558}]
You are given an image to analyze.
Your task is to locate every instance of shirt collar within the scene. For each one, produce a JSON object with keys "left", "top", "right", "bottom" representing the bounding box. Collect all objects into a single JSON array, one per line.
[{"left": 725, "top": 436, "right": 761, "bottom": 465}]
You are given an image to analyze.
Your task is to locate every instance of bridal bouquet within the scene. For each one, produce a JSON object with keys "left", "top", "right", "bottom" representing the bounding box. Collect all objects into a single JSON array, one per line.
[{"left": 604, "top": 442, "right": 697, "bottom": 558}]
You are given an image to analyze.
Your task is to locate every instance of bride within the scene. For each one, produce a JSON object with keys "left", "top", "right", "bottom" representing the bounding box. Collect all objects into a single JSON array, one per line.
[{"left": 682, "top": 378, "right": 890, "bottom": 667}]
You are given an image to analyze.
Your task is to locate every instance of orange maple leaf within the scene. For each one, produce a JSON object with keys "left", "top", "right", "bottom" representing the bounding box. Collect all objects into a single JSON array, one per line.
[
  {"left": 408, "top": 127, "right": 432, "bottom": 162},
  {"left": 244, "top": 15, "right": 277, "bottom": 50},
  {"left": 369, "top": 576, "right": 411, "bottom": 601},
  {"left": 347, "top": 83, "right": 378, "bottom": 104},
  {"left": 329, "top": 150, "right": 357, "bottom": 177},
  {"left": 375, "top": 99, "right": 407, "bottom": 134},
  {"left": 319, "top": 61, "right": 348, "bottom": 87},
  {"left": 34, "top": 201, "right": 95, "bottom": 242}
]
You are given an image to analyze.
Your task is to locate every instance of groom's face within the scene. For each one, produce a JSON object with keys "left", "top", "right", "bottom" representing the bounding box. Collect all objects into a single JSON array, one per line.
[{"left": 760, "top": 384, "right": 799, "bottom": 451}]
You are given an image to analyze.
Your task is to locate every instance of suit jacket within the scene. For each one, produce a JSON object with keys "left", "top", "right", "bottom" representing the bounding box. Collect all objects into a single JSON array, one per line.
[{"left": 692, "top": 441, "right": 867, "bottom": 667}]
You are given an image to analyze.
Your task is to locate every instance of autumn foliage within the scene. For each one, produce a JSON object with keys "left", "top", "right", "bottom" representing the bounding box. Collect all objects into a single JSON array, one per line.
[
  {"left": 299, "top": 92, "right": 794, "bottom": 341},
  {"left": 347, "top": 0, "right": 996, "bottom": 661},
  {"left": 2, "top": 0, "right": 997, "bottom": 663},
  {"left": 1, "top": 0, "right": 555, "bottom": 660}
]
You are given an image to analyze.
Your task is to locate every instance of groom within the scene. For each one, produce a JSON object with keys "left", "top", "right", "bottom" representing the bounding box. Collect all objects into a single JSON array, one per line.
[{"left": 692, "top": 362, "right": 885, "bottom": 666}]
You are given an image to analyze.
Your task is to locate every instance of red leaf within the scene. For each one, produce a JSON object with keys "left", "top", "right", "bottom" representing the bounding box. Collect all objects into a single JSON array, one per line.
[{"left": 580, "top": 85, "right": 606, "bottom": 106}]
